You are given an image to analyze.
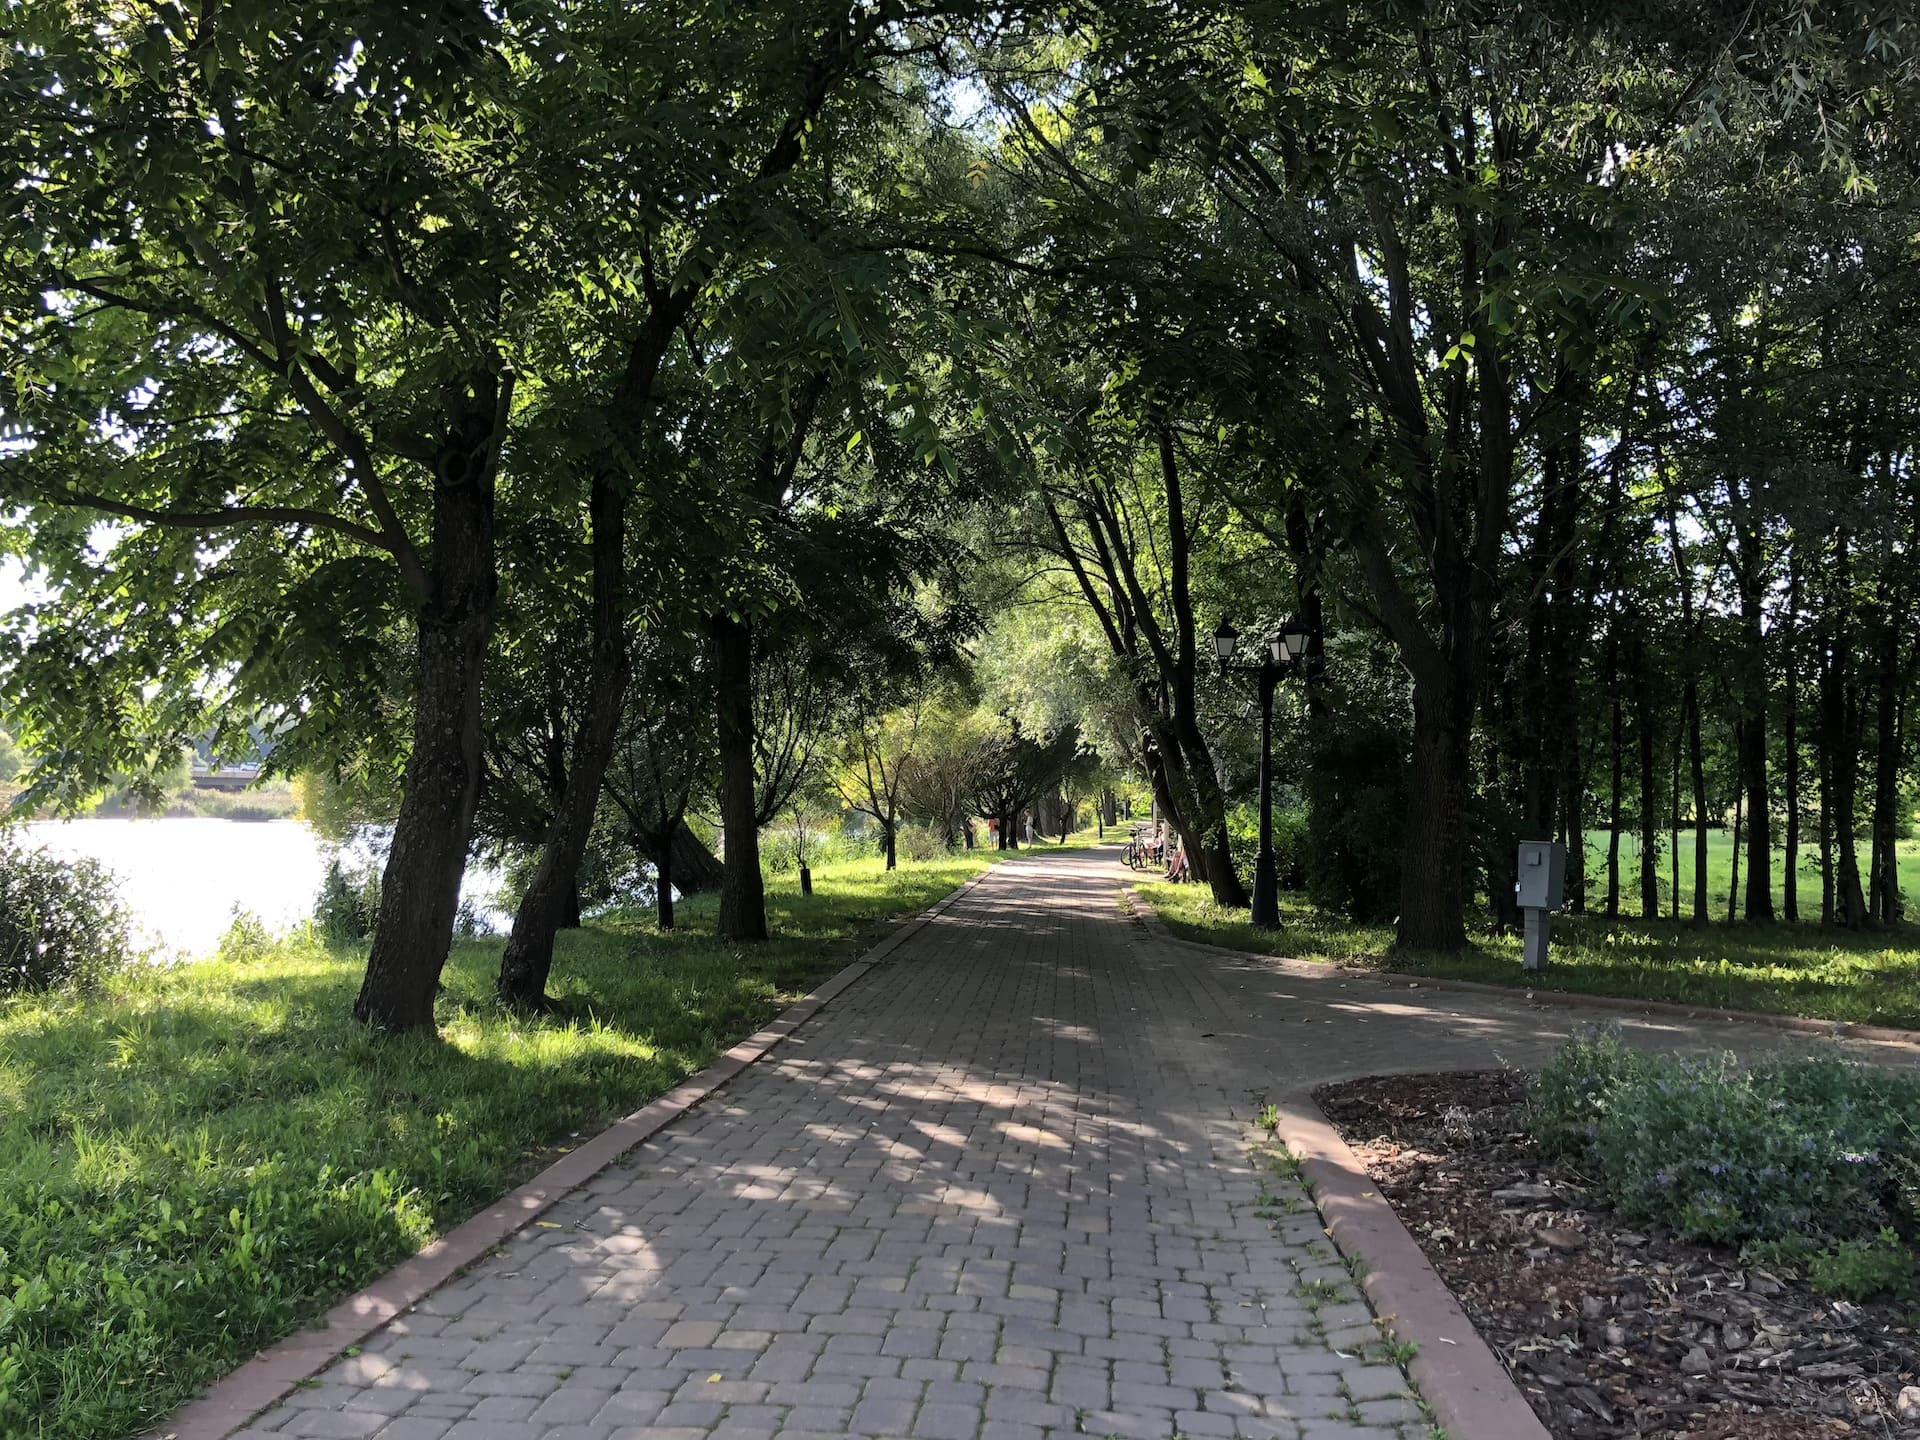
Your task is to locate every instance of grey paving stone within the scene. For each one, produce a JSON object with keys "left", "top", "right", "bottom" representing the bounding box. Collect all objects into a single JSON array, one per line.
[{"left": 251, "top": 846, "right": 1828, "bottom": 1440}]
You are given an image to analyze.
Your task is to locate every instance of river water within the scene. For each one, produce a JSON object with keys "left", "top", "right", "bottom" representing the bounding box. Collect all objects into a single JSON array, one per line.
[{"left": 15, "top": 818, "right": 506, "bottom": 960}]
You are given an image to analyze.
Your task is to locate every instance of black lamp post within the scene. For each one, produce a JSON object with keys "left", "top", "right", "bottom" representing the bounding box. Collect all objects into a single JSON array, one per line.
[{"left": 1214, "top": 615, "right": 1310, "bottom": 929}]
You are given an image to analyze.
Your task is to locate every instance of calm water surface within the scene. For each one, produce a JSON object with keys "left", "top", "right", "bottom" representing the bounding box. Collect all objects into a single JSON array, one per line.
[{"left": 17, "top": 818, "right": 505, "bottom": 959}]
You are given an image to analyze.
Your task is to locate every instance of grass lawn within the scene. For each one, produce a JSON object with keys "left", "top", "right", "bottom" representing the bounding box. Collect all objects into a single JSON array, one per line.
[
  {"left": 1573, "top": 829, "right": 1920, "bottom": 920},
  {"left": 0, "top": 851, "right": 1003, "bottom": 1440},
  {"left": 1138, "top": 839, "right": 1920, "bottom": 1031}
]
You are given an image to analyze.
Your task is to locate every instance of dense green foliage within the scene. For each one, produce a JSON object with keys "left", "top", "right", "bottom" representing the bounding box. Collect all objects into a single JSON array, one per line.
[
  {"left": 0, "top": 839, "right": 134, "bottom": 996},
  {"left": 1532, "top": 1033, "right": 1920, "bottom": 1296},
  {"left": 0, "top": 851, "right": 1002, "bottom": 1439}
]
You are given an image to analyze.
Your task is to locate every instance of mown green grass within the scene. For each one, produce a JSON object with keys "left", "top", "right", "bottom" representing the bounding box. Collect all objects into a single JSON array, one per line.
[
  {"left": 1139, "top": 847, "right": 1920, "bottom": 1030},
  {"left": 0, "top": 851, "right": 1003, "bottom": 1440},
  {"left": 1571, "top": 829, "right": 1920, "bottom": 920}
]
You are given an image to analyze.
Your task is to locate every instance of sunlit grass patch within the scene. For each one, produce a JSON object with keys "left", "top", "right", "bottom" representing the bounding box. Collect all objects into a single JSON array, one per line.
[{"left": 1139, "top": 876, "right": 1920, "bottom": 1029}]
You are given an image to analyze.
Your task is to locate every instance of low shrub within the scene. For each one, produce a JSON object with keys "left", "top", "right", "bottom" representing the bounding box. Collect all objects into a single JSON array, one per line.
[
  {"left": 895, "top": 823, "right": 947, "bottom": 863},
  {"left": 1302, "top": 715, "right": 1405, "bottom": 922},
  {"left": 1226, "top": 803, "right": 1309, "bottom": 893},
  {"left": 1531, "top": 1031, "right": 1920, "bottom": 1295},
  {"left": 313, "top": 853, "right": 382, "bottom": 941},
  {"left": 0, "top": 837, "right": 136, "bottom": 996}
]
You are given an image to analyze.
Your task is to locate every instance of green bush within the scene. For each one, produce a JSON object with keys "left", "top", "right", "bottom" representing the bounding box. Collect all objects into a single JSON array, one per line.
[
  {"left": 313, "top": 853, "right": 382, "bottom": 940},
  {"left": 1225, "top": 803, "right": 1309, "bottom": 893},
  {"left": 1303, "top": 716, "right": 1405, "bottom": 922},
  {"left": 1531, "top": 1032, "right": 1920, "bottom": 1295},
  {"left": 0, "top": 837, "right": 136, "bottom": 996}
]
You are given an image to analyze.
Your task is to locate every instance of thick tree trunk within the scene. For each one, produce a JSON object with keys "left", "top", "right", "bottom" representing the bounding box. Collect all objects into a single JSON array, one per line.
[
  {"left": 1397, "top": 679, "right": 1470, "bottom": 952},
  {"left": 561, "top": 887, "right": 583, "bottom": 930},
  {"left": 883, "top": 820, "right": 897, "bottom": 871},
  {"left": 669, "top": 821, "right": 724, "bottom": 894},
  {"left": 354, "top": 438, "right": 498, "bottom": 1032},
  {"left": 711, "top": 613, "right": 767, "bottom": 941},
  {"left": 499, "top": 474, "right": 628, "bottom": 1006}
]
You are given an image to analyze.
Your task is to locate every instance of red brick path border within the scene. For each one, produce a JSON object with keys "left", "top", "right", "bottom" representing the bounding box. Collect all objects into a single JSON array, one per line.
[{"left": 1270, "top": 1099, "right": 1553, "bottom": 1440}]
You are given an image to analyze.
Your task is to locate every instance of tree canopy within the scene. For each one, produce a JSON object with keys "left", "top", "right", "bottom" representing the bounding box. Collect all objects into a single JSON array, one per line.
[{"left": 6, "top": 0, "right": 1920, "bottom": 1028}]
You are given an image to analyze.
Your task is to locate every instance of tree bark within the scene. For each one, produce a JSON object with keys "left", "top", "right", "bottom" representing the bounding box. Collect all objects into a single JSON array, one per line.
[
  {"left": 1635, "top": 635, "right": 1659, "bottom": 920},
  {"left": 883, "top": 819, "right": 897, "bottom": 871},
  {"left": 1727, "top": 757, "right": 1743, "bottom": 926},
  {"left": 1737, "top": 582, "right": 1775, "bottom": 922},
  {"left": 1823, "top": 531, "right": 1870, "bottom": 928},
  {"left": 1782, "top": 554, "right": 1802, "bottom": 922},
  {"left": 652, "top": 839, "right": 675, "bottom": 932},
  {"left": 1397, "top": 679, "right": 1470, "bottom": 952},
  {"left": 354, "top": 414, "right": 500, "bottom": 1031},
  {"left": 1605, "top": 632, "right": 1624, "bottom": 919},
  {"left": 498, "top": 473, "right": 629, "bottom": 1006},
  {"left": 712, "top": 612, "right": 767, "bottom": 941},
  {"left": 1869, "top": 620, "right": 1901, "bottom": 924}
]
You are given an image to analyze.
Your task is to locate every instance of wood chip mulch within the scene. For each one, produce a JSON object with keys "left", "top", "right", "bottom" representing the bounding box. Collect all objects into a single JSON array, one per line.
[{"left": 1316, "top": 1070, "right": 1920, "bottom": 1439}]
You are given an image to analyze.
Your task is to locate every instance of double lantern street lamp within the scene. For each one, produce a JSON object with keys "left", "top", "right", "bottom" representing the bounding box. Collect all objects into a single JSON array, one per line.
[{"left": 1213, "top": 615, "right": 1311, "bottom": 930}]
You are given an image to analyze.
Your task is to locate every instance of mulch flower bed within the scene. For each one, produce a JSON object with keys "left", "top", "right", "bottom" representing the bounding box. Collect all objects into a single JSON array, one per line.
[{"left": 1316, "top": 1070, "right": 1920, "bottom": 1439}]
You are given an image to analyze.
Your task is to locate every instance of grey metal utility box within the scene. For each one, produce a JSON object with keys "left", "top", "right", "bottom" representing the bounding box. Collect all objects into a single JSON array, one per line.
[{"left": 1516, "top": 840, "right": 1567, "bottom": 911}]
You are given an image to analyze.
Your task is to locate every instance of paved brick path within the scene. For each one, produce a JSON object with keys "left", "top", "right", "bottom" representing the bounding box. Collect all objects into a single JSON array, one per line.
[{"left": 236, "top": 848, "right": 1917, "bottom": 1440}]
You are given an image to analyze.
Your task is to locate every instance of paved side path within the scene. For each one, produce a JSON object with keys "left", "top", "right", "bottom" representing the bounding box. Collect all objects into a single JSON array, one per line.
[{"left": 238, "top": 849, "right": 1916, "bottom": 1440}]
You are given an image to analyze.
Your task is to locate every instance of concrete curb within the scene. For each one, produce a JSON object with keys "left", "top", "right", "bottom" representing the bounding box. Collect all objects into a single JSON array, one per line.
[
  {"left": 1124, "top": 884, "right": 1920, "bottom": 1051},
  {"left": 1270, "top": 1095, "right": 1553, "bottom": 1440},
  {"left": 146, "top": 862, "right": 1004, "bottom": 1440}
]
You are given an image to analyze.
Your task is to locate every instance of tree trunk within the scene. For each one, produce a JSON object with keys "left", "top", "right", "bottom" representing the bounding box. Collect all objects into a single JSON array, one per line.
[
  {"left": 1685, "top": 684, "right": 1709, "bottom": 925},
  {"left": 499, "top": 473, "right": 628, "bottom": 1006},
  {"left": 1669, "top": 705, "right": 1682, "bottom": 915},
  {"left": 669, "top": 821, "right": 725, "bottom": 894},
  {"left": 883, "top": 819, "right": 897, "bottom": 871},
  {"left": 1397, "top": 679, "right": 1470, "bottom": 952},
  {"left": 1835, "top": 684, "right": 1870, "bottom": 927},
  {"left": 1728, "top": 761, "right": 1743, "bottom": 925},
  {"left": 1635, "top": 637, "right": 1658, "bottom": 920},
  {"left": 652, "top": 839, "right": 675, "bottom": 932},
  {"left": 1869, "top": 621, "right": 1901, "bottom": 924},
  {"left": 1605, "top": 638, "right": 1624, "bottom": 919},
  {"left": 354, "top": 433, "right": 498, "bottom": 1032},
  {"left": 1823, "top": 532, "right": 1869, "bottom": 928},
  {"left": 1738, "top": 594, "right": 1775, "bottom": 922},
  {"left": 1782, "top": 556, "right": 1802, "bottom": 922},
  {"left": 711, "top": 613, "right": 767, "bottom": 941},
  {"left": 1819, "top": 612, "right": 1837, "bottom": 926},
  {"left": 561, "top": 887, "right": 583, "bottom": 930}
]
